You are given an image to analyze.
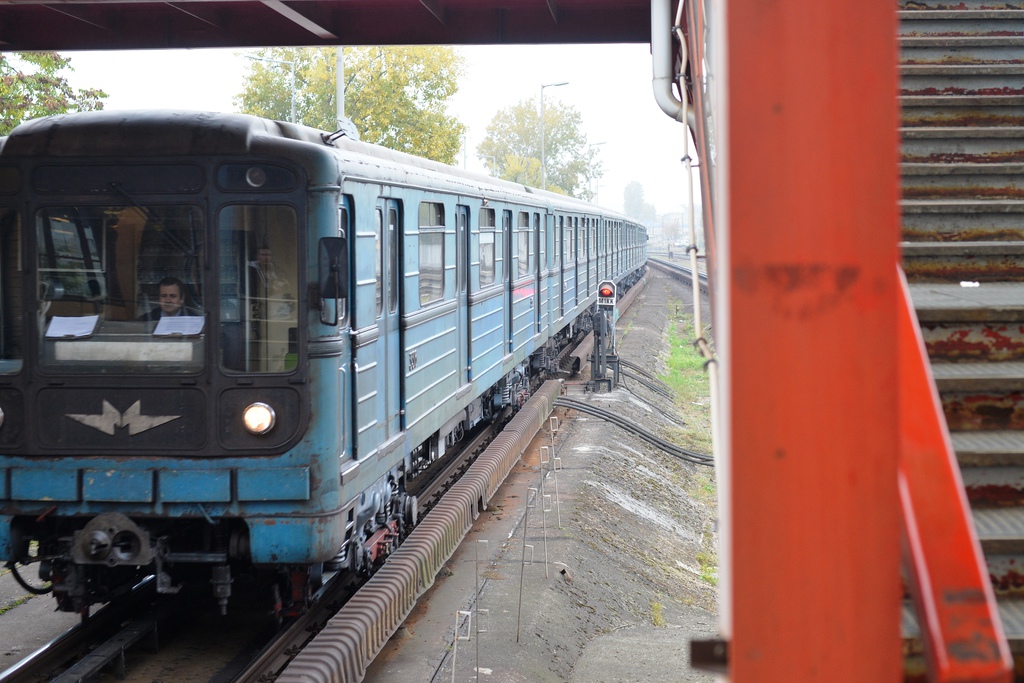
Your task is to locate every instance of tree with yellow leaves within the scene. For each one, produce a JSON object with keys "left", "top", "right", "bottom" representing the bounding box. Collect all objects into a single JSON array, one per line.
[
  {"left": 236, "top": 46, "right": 466, "bottom": 165},
  {"left": 0, "top": 52, "right": 106, "bottom": 135}
]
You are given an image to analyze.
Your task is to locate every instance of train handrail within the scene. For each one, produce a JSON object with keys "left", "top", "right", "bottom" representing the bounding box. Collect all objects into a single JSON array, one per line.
[{"left": 897, "top": 267, "right": 1012, "bottom": 682}]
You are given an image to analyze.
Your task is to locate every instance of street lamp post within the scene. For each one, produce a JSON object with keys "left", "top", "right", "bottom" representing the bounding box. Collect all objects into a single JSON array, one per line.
[
  {"left": 246, "top": 53, "right": 297, "bottom": 124},
  {"left": 540, "top": 81, "right": 568, "bottom": 191}
]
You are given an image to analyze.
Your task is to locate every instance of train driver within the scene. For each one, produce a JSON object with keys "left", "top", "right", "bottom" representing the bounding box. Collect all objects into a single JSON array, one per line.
[{"left": 138, "top": 276, "right": 198, "bottom": 320}]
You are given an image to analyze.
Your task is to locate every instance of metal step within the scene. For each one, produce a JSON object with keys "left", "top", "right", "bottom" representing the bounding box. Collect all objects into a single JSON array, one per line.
[
  {"left": 903, "top": 598, "right": 1024, "bottom": 654},
  {"left": 909, "top": 281, "right": 1024, "bottom": 322},
  {"left": 973, "top": 507, "right": 1024, "bottom": 554},
  {"left": 901, "top": 127, "right": 1024, "bottom": 166},
  {"left": 932, "top": 360, "right": 1024, "bottom": 391},
  {"left": 954, "top": 430, "right": 1024, "bottom": 466},
  {"left": 903, "top": 199, "right": 1024, "bottom": 241},
  {"left": 902, "top": 240, "right": 1024, "bottom": 281},
  {"left": 901, "top": 164, "right": 1024, "bottom": 201},
  {"left": 920, "top": 321, "right": 1024, "bottom": 361}
]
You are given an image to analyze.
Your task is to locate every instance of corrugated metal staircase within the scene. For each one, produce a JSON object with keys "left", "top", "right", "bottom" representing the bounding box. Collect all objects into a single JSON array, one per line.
[{"left": 899, "top": 1, "right": 1024, "bottom": 675}]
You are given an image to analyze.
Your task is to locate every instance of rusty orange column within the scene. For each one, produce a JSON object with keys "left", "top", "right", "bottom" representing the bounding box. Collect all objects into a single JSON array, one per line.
[{"left": 725, "top": 1, "right": 902, "bottom": 680}]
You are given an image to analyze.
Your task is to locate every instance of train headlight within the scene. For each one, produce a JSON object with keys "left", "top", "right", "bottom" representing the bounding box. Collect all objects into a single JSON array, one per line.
[
  {"left": 243, "top": 402, "right": 276, "bottom": 435},
  {"left": 245, "top": 166, "right": 268, "bottom": 188}
]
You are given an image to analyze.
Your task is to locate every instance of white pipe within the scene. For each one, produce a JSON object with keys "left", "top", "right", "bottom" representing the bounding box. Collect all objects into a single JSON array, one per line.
[{"left": 651, "top": 0, "right": 696, "bottom": 129}]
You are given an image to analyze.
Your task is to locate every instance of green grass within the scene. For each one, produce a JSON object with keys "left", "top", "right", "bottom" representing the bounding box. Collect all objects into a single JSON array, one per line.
[
  {"left": 0, "top": 595, "right": 31, "bottom": 616},
  {"left": 696, "top": 550, "right": 718, "bottom": 586},
  {"left": 660, "top": 301, "right": 713, "bottom": 455},
  {"left": 650, "top": 601, "right": 667, "bottom": 627},
  {"left": 661, "top": 304, "right": 711, "bottom": 406}
]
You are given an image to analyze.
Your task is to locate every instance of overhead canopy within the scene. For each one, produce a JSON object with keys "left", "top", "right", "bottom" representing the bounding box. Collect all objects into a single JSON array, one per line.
[{"left": 0, "top": 0, "right": 651, "bottom": 51}]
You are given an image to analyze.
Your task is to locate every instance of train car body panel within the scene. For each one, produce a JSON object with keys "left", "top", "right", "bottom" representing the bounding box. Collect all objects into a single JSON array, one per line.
[{"left": 0, "top": 110, "right": 646, "bottom": 612}]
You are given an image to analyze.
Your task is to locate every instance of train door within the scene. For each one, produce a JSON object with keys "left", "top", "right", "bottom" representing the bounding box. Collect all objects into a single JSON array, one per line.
[
  {"left": 534, "top": 211, "right": 542, "bottom": 334},
  {"left": 573, "top": 217, "right": 582, "bottom": 306},
  {"left": 380, "top": 199, "right": 402, "bottom": 438},
  {"left": 457, "top": 205, "right": 469, "bottom": 386},
  {"left": 557, "top": 215, "right": 564, "bottom": 320},
  {"left": 504, "top": 209, "right": 513, "bottom": 354},
  {"left": 585, "top": 218, "right": 592, "bottom": 296}
]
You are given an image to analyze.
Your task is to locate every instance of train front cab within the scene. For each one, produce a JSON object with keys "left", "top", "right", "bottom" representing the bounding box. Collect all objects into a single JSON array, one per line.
[{"left": 0, "top": 114, "right": 360, "bottom": 613}]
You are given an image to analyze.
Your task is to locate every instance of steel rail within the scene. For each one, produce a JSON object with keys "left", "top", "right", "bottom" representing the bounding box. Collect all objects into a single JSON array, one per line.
[
  {"left": 275, "top": 381, "right": 563, "bottom": 683},
  {"left": 647, "top": 257, "right": 709, "bottom": 295},
  {"left": 0, "top": 578, "right": 158, "bottom": 683},
  {"left": 553, "top": 396, "right": 713, "bottom": 467},
  {"left": 620, "top": 367, "right": 674, "bottom": 399},
  {"left": 618, "top": 357, "right": 669, "bottom": 387}
]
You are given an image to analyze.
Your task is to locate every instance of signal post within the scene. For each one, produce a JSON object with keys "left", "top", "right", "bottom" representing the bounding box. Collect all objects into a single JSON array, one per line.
[{"left": 590, "top": 280, "right": 619, "bottom": 392}]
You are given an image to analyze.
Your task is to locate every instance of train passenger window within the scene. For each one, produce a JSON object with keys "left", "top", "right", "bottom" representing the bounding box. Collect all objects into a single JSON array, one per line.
[
  {"left": 418, "top": 202, "right": 444, "bottom": 305},
  {"left": 37, "top": 204, "right": 205, "bottom": 374},
  {"left": 534, "top": 213, "right": 542, "bottom": 270},
  {"left": 478, "top": 208, "right": 496, "bottom": 287},
  {"left": 219, "top": 204, "right": 298, "bottom": 373},
  {"left": 574, "top": 217, "right": 579, "bottom": 258},
  {"left": 388, "top": 207, "right": 398, "bottom": 314},
  {"left": 0, "top": 208, "right": 22, "bottom": 373},
  {"left": 501, "top": 211, "right": 511, "bottom": 281},
  {"left": 375, "top": 209, "right": 383, "bottom": 318},
  {"left": 517, "top": 212, "right": 530, "bottom": 278},
  {"left": 558, "top": 216, "right": 564, "bottom": 265}
]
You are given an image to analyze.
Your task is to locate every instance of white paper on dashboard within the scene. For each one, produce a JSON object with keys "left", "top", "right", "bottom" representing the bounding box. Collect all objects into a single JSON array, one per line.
[
  {"left": 153, "top": 315, "right": 205, "bottom": 337},
  {"left": 45, "top": 315, "right": 99, "bottom": 338}
]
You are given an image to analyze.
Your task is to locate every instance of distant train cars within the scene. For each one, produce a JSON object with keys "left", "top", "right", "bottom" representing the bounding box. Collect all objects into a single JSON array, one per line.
[{"left": 0, "top": 111, "right": 646, "bottom": 614}]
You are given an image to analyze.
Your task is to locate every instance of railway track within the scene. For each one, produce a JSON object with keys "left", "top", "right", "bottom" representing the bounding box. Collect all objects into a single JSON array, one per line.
[
  {"left": 553, "top": 396, "right": 712, "bottom": 467},
  {"left": 0, "top": 383, "right": 561, "bottom": 683},
  {"left": 647, "top": 257, "right": 709, "bottom": 295},
  {"left": 896, "top": 1, "right": 1024, "bottom": 673},
  {"left": 0, "top": 579, "right": 160, "bottom": 683}
]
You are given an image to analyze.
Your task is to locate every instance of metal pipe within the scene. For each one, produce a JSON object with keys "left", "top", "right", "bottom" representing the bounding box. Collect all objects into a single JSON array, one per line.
[{"left": 651, "top": 0, "right": 695, "bottom": 128}]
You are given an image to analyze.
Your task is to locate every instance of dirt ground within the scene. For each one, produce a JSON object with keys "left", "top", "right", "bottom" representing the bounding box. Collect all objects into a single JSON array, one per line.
[{"left": 366, "top": 267, "right": 720, "bottom": 683}]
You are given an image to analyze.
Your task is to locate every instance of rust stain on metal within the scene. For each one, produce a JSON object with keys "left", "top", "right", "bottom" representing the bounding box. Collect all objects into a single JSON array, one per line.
[
  {"left": 903, "top": 57, "right": 1024, "bottom": 65},
  {"left": 990, "top": 559, "right": 1024, "bottom": 596},
  {"left": 903, "top": 186, "right": 1024, "bottom": 200},
  {"left": 966, "top": 483, "right": 1024, "bottom": 505},
  {"left": 902, "top": 87, "right": 1024, "bottom": 97},
  {"left": 904, "top": 262, "right": 1024, "bottom": 283},
  {"left": 901, "top": 152, "right": 1024, "bottom": 164},
  {"left": 923, "top": 325, "right": 1024, "bottom": 360},
  {"left": 903, "top": 30, "right": 1024, "bottom": 37},
  {"left": 943, "top": 392, "right": 1024, "bottom": 431},
  {"left": 902, "top": 230, "right": 1024, "bottom": 242},
  {"left": 903, "top": 113, "right": 1024, "bottom": 127},
  {"left": 901, "top": 2, "right": 1024, "bottom": 10}
]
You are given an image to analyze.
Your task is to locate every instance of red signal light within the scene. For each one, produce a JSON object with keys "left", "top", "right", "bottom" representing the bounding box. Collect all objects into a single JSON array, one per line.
[{"left": 599, "top": 286, "right": 614, "bottom": 298}]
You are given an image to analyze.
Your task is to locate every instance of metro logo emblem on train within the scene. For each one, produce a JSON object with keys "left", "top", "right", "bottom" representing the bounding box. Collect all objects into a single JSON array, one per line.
[{"left": 66, "top": 400, "right": 181, "bottom": 436}]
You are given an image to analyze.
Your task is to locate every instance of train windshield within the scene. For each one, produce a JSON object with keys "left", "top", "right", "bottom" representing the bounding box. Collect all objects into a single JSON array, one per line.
[
  {"left": 218, "top": 204, "right": 299, "bottom": 373},
  {"left": 36, "top": 205, "right": 206, "bottom": 374}
]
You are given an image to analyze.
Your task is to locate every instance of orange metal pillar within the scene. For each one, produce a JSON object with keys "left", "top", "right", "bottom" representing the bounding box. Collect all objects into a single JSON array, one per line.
[{"left": 726, "top": 1, "right": 902, "bottom": 680}]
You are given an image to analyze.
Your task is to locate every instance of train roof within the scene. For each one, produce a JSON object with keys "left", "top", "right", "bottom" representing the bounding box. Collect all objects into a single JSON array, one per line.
[{"left": 0, "top": 110, "right": 639, "bottom": 225}]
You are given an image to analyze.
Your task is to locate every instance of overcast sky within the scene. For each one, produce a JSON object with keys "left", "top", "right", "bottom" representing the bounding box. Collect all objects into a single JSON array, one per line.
[{"left": 64, "top": 44, "right": 696, "bottom": 216}]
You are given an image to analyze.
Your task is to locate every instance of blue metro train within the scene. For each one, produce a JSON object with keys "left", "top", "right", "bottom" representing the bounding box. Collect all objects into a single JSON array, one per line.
[{"left": 0, "top": 111, "right": 646, "bottom": 614}]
